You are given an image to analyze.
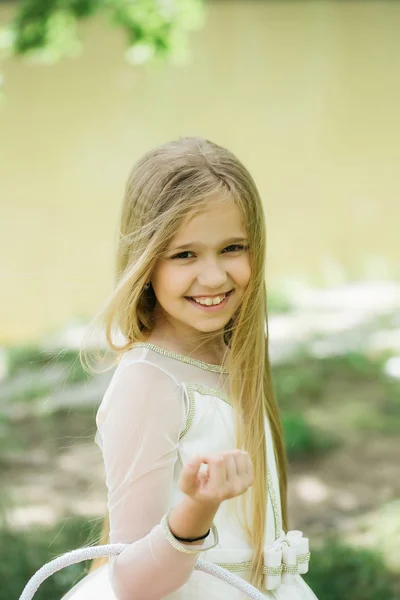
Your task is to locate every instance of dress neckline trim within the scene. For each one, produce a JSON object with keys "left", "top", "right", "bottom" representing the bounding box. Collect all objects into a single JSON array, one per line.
[{"left": 133, "top": 342, "right": 229, "bottom": 374}]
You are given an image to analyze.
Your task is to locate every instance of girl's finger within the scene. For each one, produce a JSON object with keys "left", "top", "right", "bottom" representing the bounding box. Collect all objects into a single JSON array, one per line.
[
  {"left": 230, "top": 450, "right": 246, "bottom": 474},
  {"left": 207, "top": 454, "right": 227, "bottom": 489},
  {"left": 225, "top": 453, "right": 239, "bottom": 481},
  {"left": 197, "top": 471, "right": 209, "bottom": 486},
  {"left": 196, "top": 453, "right": 216, "bottom": 465}
]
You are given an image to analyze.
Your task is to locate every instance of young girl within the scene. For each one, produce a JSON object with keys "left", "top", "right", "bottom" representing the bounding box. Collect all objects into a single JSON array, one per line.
[{"left": 62, "top": 137, "right": 318, "bottom": 600}]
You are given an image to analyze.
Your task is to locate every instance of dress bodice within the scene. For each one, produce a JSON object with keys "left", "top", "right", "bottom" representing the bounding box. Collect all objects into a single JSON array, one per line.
[{"left": 123, "top": 344, "right": 311, "bottom": 598}]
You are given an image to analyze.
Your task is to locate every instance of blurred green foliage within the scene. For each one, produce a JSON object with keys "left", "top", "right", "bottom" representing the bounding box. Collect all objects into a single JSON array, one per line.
[
  {"left": 273, "top": 351, "right": 400, "bottom": 436},
  {"left": 305, "top": 539, "right": 399, "bottom": 600},
  {"left": 266, "top": 287, "right": 294, "bottom": 313},
  {"left": 7, "top": 344, "right": 90, "bottom": 382},
  {"left": 0, "top": 405, "right": 96, "bottom": 456},
  {"left": 0, "top": 516, "right": 101, "bottom": 600},
  {"left": 7, "top": 345, "right": 56, "bottom": 374},
  {"left": 0, "top": 411, "right": 23, "bottom": 454},
  {"left": 282, "top": 412, "right": 336, "bottom": 459},
  {"left": 274, "top": 351, "right": 384, "bottom": 405},
  {"left": 4, "top": 0, "right": 204, "bottom": 64}
]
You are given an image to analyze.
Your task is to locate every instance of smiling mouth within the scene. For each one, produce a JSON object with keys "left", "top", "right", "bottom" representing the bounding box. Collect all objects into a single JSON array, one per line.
[{"left": 185, "top": 289, "right": 233, "bottom": 307}]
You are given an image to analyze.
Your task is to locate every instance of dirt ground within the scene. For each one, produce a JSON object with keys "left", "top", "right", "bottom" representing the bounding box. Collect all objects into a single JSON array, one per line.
[{"left": 288, "top": 436, "right": 400, "bottom": 541}]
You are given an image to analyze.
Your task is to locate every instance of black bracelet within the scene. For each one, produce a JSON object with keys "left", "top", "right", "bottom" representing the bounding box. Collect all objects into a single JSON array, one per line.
[{"left": 173, "top": 529, "right": 211, "bottom": 543}]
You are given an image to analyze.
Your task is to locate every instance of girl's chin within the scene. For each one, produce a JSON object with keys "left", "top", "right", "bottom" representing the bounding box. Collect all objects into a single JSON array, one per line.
[{"left": 189, "top": 315, "right": 232, "bottom": 332}]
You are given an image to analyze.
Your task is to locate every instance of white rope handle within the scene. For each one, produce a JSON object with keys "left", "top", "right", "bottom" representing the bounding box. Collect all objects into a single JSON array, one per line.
[{"left": 19, "top": 543, "right": 266, "bottom": 600}]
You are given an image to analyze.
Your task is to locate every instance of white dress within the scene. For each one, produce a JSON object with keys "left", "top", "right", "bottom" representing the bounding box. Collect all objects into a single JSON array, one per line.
[{"left": 62, "top": 343, "right": 318, "bottom": 600}]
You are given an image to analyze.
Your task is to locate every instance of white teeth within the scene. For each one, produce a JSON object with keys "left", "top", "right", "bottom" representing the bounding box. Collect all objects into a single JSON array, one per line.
[{"left": 193, "top": 294, "right": 226, "bottom": 306}]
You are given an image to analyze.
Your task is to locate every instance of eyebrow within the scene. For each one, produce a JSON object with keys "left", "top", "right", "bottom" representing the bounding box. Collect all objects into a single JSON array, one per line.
[{"left": 168, "top": 237, "right": 248, "bottom": 252}]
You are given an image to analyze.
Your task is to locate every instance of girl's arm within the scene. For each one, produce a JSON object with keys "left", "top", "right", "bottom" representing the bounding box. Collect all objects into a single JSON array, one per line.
[{"left": 97, "top": 360, "right": 218, "bottom": 600}]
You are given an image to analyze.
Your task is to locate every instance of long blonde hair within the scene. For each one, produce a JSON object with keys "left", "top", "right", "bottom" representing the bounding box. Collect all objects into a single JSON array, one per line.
[{"left": 84, "top": 137, "right": 288, "bottom": 590}]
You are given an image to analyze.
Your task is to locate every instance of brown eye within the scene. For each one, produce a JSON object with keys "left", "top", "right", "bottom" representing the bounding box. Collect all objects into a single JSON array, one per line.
[
  {"left": 171, "top": 251, "right": 194, "bottom": 259},
  {"left": 223, "top": 244, "right": 248, "bottom": 253}
]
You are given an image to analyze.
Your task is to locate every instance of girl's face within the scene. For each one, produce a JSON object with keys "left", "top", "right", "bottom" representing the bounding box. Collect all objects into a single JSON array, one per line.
[{"left": 151, "top": 197, "right": 251, "bottom": 337}]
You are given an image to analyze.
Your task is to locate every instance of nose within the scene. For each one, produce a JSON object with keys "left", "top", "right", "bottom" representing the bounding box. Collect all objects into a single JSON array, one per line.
[{"left": 197, "top": 259, "right": 228, "bottom": 289}]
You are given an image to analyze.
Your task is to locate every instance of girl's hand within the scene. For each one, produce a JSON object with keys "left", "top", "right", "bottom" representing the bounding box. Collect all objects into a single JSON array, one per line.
[{"left": 178, "top": 449, "right": 254, "bottom": 506}]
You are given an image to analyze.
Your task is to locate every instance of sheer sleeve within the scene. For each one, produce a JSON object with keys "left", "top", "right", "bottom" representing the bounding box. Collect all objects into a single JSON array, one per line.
[{"left": 96, "top": 360, "right": 216, "bottom": 600}]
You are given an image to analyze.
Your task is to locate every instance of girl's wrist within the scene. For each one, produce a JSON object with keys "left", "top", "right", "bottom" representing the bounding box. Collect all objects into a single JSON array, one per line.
[
  {"left": 182, "top": 494, "right": 221, "bottom": 512},
  {"left": 167, "top": 495, "right": 220, "bottom": 542}
]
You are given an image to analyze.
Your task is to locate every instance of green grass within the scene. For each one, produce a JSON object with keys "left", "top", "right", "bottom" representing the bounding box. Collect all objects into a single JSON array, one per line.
[
  {"left": 0, "top": 412, "right": 26, "bottom": 453},
  {"left": 304, "top": 539, "right": 400, "bottom": 600},
  {"left": 282, "top": 412, "right": 336, "bottom": 459},
  {"left": 273, "top": 351, "right": 400, "bottom": 438},
  {"left": 0, "top": 517, "right": 101, "bottom": 600},
  {"left": 0, "top": 407, "right": 97, "bottom": 457},
  {"left": 273, "top": 351, "right": 385, "bottom": 407}
]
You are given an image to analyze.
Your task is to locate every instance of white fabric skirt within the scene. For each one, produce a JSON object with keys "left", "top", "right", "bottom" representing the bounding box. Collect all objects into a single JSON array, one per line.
[{"left": 61, "top": 563, "right": 318, "bottom": 600}]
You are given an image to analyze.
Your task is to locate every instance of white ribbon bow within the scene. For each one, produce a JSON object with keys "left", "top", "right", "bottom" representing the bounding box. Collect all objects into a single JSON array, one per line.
[{"left": 263, "top": 530, "right": 311, "bottom": 590}]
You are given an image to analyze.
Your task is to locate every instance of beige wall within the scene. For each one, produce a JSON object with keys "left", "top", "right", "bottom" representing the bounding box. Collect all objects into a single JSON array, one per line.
[{"left": 1, "top": 1, "right": 399, "bottom": 342}]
